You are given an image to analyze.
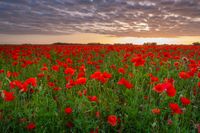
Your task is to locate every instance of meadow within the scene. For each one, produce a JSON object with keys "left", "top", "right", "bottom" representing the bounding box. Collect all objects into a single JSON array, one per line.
[{"left": 0, "top": 45, "right": 199, "bottom": 133}]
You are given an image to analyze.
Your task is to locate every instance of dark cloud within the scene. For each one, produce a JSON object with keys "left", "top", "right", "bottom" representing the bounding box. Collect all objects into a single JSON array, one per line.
[{"left": 0, "top": 0, "right": 199, "bottom": 37}]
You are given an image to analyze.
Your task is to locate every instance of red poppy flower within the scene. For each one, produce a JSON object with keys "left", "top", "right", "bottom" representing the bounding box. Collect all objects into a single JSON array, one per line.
[
  {"left": 153, "top": 83, "right": 165, "bottom": 93},
  {"left": 118, "top": 78, "right": 133, "bottom": 89},
  {"left": 0, "top": 69, "right": 4, "bottom": 74},
  {"left": 37, "top": 73, "right": 45, "bottom": 78},
  {"left": 51, "top": 65, "right": 59, "bottom": 72},
  {"left": 2, "top": 90, "right": 15, "bottom": 102},
  {"left": 169, "top": 103, "right": 182, "bottom": 114},
  {"left": 65, "top": 107, "right": 72, "bottom": 114},
  {"left": 150, "top": 76, "right": 159, "bottom": 83},
  {"left": 151, "top": 108, "right": 161, "bottom": 115},
  {"left": 180, "top": 97, "right": 191, "bottom": 106},
  {"left": 131, "top": 56, "right": 145, "bottom": 67},
  {"left": 174, "top": 62, "right": 179, "bottom": 68},
  {"left": 90, "top": 71, "right": 101, "bottom": 79},
  {"left": 118, "top": 68, "right": 125, "bottom": 74},
  {"left": 48, "top": 82, "right": 55, "bottom": 87},
  {"left": 66, "top": 79, "right": 75, "bottom": 89},
  {"left": 25, "top": 77, "right": 37, "bottom": 87},
  {"left": 75, "top": 77, "right": 87, "bottom": 85},
  {"left": 179, "top": 71, "right": 190, "bottom": 79},
  {"left": 165, "top": 83, "right": 176, "bottom": 97},
  {"left": 110, "top": 64, "right": 116, "bottom": 69},
  {"left": 102, "top": 72, "right": 112, "bottom": 79},
  {"left": 198, "top": 82, "right": 200, "bottom": 88},
  {"left": 107, "top": 115, "right": 117, "bottom": 126},
  {"left": 41, "top": 66, "right": 48, "bottom": 71},
  {"left": 77, "top": 71, "right": 85, "bottom": 78},
  {"left": 88, "top": 96, "right": 98, "bottom": 102},
  {"left": 64, "top": 68, "right": 75, "bottom": 75},
  {"left": 83, "top": 89, "right": 87, "bottom": 95},
  {"left": 90, "top": 71, "right": 112, "bottom": 83},
  {"left": 79, "top": 65, "right": 86, "bottom": 72},
  {"left": 198, "top": 72, "right": 200, "bottom": 78},
  {"left": 53, "top": 87, "right": 62, "bottom": 91},
  {"left": 7, "top": 71, "right": 11, "bottom": 78},
  {"left": 26, "top": 122, "right": 36, "bottom": 130},
  {"left": 66, "top": 58, "right": 73, "bottom": 64},
  {"left": 154, "top": 82, "right": 176, "bottom": 97},
  {"left": 96, "top": 111, "right": 100, "bottom": 118}
]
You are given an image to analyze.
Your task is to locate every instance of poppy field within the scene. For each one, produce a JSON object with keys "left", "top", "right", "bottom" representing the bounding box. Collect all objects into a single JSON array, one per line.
[{"left": 0, "top": 45, "right": 200, "bottom": 133}]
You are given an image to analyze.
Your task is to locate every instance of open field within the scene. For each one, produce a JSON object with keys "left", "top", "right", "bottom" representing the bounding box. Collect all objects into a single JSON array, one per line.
[{"left": 0, "top": 45, "right": 200, "bottom": 132}]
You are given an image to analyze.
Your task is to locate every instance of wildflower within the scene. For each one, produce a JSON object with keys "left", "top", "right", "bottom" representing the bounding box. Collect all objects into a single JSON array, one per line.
[
  {"left": 174, "top": 62, "right": 179, "bottom": 68},
  {"left": 90, "top": 71, "right": 112, "bottom": 83},
  {"left": 51, "top": 65, "right": 59, "bottom": 72},
  {"left": 151, "top": 108, "right": 161, "bottom": 115},
  {"left": 64, "top": 68, "right": 75, "bottom": 75},
  {"left": 2, "top": 90, "right": 15, "bottom": 102},
  {"left": 169, "top": 103, "right": 182, "bottom": 114},
  {"left": 41, "top": 66, "right": 48, "bottom": 71},
  {"left": 180, "top": 97, "right": 191, "bottom": 106},
  {"left": 48, "top": 82, "right": 55, "bottom": 87},
  {"left": 0, "top": 69, "right": 4, "bottom": 74},
  {"left": 102, "top": 72, "right": 112, "bottom": 79},
  {"left": 118, "top": 78, "right": 133, "bottom": 89},
  {"left": 25, "top": 77, "right": 37, "bottom": 87},
  {"left": 26, "top": 122, "right": 36, "bottom": 130},
  {"left": 90, "top": 71, "right": 101, "bottom": 79},
  {"left": 179, "top": 71, "right": 190, "bottom": 79},
  {"left": 165, "top": 83, "right": 176, "bottom": 97},
  {"left": 131, "top": 56, "right": 145, "bottom": 67},
  {"left": 53, "top": 87, "right": 62, "bottom": 91},
  {"left": 37, "top": 73, "right": 45, "bottom": 78},
  {"left": 118, "top": 68, "right": 125, "bottom": 74},
  {"left": 150, "top": 76, "right": 159, "bottom": 83},
  {"left": 153, "top": 82, "right": 176, "bottom": 97},
  {"left": 198, "top": 72, "right": 200, "bottom": 78},
  {"left": 96, "top": 111, "right": 100, "bottom": 118},
  {"left": 107, "top": 115, "right": 117, "bottom": 126},
  {"left": 7, "top": 71, "right": 11, "bottom": 78},
  {"left": 77, "top": 71, "right": 85, "bottom": 78},
  {"left": 88, "top": 96, "right": 98, "bottom": 102},
  {"left": 153, "top": 83, "right": 165, "bottom": 93},
  {"left": 66, "top": 58, "right": 73, "bottom": 64},
  {"left": 75, "top": 77, "right": 87, "bottom": 85},
  {"left": 198, "top": 82, "right": 200, "bottom": 88},
  {"left": 66, "top": 79, "right": 75, "bottom": 89},
  {"left": 65, "top": 107, "right": 72, "bottom": 115}
]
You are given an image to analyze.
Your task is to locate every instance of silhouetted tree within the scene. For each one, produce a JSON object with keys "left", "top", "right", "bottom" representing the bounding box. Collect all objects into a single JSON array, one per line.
[
  {"left": 192, "top": 42, "right": 200, "bottom": 46},
  {"left": 143, "top": 42, "right": 157, "bottom": 46}
]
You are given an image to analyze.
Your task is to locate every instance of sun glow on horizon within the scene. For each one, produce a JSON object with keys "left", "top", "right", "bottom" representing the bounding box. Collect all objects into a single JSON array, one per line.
[
  {"left": 115, "top": 37, "right": 177, "bottom": 44},
  {"left": 0, "top": 33, "right": 199, "bottom": 45},
  {"left": 114, "top": 36, "right": 200, "bottom": 45}
]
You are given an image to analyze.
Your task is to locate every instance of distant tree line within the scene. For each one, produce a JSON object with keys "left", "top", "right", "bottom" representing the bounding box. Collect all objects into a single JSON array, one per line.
[
  {"left": 143, "top": 42, "right": 157, "bottom": 46},
  {"left": 52, "top": 42, "right": 113, "bottom": 45},
  {"left": 192, "top": 42, "right": 200, "bottom": 46}
]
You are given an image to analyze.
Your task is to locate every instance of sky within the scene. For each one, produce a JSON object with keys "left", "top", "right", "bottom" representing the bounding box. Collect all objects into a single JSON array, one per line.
[{"left": 0, "top": 0, "right": 200, "bottom": 44}]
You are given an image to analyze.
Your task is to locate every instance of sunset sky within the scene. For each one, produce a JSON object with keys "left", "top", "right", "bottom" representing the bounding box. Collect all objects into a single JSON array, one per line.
[{"left": 0, "top": 0, "right": 200, "bottom": 44}]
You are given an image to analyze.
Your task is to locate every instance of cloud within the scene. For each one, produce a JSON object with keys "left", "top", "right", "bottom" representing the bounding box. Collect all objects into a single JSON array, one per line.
[{"left": 0, "top": 0, "right": 199, "bottom": 37}]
